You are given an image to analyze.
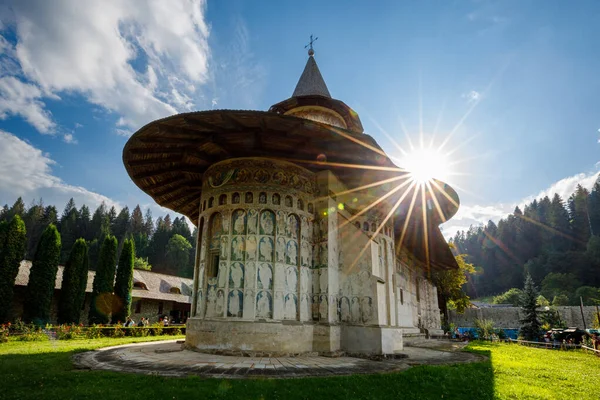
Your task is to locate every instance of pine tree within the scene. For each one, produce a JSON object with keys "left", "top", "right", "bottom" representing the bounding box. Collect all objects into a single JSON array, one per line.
[
  {"left": 6, "top": 197, "right": 25, "bottom": 221},
  {"left": 90, "top": 203, "right": 107, "bottom": 240},
  {"left": 568, "top": 185, "right": 591, "bottom": 250},
  {"left": 23, "top": 199, "right": 45, "bottom": 260},
  {"left": 112, "top": 238, "right": 135, "bottom": 324},
  {"left": 0, "top": 215, "right": 27, "bottom": 322},
  {"left": 78, "top": 205, "right": 91, "bottom": 241},
  {"left": 59, "top": 198, "right": 79, "bottom": 263},
  {"left": 130, "top": 205, "right": 144, "bottom": 235},
  {"left": 88, "top": 235, "right": 118, "bottom": 325},
  {"left": 57, "top": 239, "right": 89, "bottom": 324},
  {"left": 519, "top": 273, "right": 541, "bottom": 341},
  {"left": 24, "top": 224, "right": 61, "bottom": 325}
]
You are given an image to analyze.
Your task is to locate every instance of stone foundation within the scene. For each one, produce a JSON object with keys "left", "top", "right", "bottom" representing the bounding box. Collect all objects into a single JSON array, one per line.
[{"left": 186, "top": 318, "right": 405, "bottom": 356}]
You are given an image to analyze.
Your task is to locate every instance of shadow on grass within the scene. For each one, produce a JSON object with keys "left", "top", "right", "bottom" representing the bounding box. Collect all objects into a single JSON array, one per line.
[{"left": 0, "top": 348, "right": 494, "bottom": 400}]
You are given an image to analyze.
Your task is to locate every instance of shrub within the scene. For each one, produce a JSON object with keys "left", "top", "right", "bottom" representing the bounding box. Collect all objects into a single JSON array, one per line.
[
  {"left": 0, "top": 324, "right": 8, "bottom": 343},
  {"left": 112, "top": 239, "right": 135, "bottom": 324},
  {"left": 150, "top": 324, "right": 163, "bottom": 336},
  {"left": 24, "top": 224, "right": 61, "bottom": 325},
  {"left": 552, "top": 294, "right": 570, "bottom": 306},
  {"left": 85, "top": 325, "right": 103, "bottom": 339},
  {"left": 55, "top": 324, "right": 84, "bottom": 340},
  {"left": 111, "top": 326, "right": 125, "bottom": 338},
  {"left": 0, "top": 216, "right": 27, "bottom": 323},
  {"left": 493, "top": 288, "right": 523, "bottom": 306},
  {"left": 57, "top": 239, "right": 89, "bottom": 324},
  {"left": 474, "top": 318, "right": 496, "bottom": 340},
  {"left": 88, "top": 235, "right": 118, "bottom": 325}
]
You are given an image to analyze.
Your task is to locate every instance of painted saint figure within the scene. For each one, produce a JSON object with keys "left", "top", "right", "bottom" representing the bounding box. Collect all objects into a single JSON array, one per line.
[
  {"left": 230, "top": 262, "right": 244, "bottom": 288},
  {"left": 256, "top": 291, "right": 271, "bottom": 318},
  {"left": 259, "top": 237, "right": 273, "bottom": 261},
  {"left": 258, "top": 263, "right": 273, "bottom": 290},
  {"left": 216, "top": 290, "right": 225, "bottom": 316}
]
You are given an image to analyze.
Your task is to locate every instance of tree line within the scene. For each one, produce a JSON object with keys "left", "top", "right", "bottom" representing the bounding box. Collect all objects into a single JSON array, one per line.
[
  {"left": 0, "top": 212, "right": 136, "bottom": 325},
  {"left": 451, "top": 180, "right": 600, "bottom": 306},
  {"left": 0, "top": 197, "right": 197, "bottom": 278}
]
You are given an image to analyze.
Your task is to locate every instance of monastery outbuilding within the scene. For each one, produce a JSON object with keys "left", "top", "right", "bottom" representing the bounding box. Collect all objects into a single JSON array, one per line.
[{"left": 123, "top": 45, "right": 460, "bottom": 355}]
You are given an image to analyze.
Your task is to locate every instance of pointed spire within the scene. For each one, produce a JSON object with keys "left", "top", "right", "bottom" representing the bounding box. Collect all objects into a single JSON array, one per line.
[{"left": 292, "top": 53, "right": 331, "bottom": 98}]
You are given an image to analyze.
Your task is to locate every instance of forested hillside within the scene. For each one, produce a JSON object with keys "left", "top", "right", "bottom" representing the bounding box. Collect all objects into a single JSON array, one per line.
[
  {"left": 451, "top": 181, "right": 600, "bottom": 306},
  {"left": 0, "top": 197, "right": 196, "bottom": 278}
]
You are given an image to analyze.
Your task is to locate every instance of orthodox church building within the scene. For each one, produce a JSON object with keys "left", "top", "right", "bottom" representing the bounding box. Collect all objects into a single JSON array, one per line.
[{"left": 123, "top": 45, "right": 460, "bottom": 355}]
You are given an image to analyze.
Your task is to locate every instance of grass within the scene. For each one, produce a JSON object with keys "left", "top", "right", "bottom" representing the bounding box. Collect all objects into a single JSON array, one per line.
[{"left": 0, "top": 338, "right": 597, "bottom": 400}]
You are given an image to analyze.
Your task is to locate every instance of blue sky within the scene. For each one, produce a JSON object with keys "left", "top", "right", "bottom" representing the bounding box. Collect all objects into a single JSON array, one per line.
[{"left": 1, "top": 0, "right": 600, "bottom": 237}]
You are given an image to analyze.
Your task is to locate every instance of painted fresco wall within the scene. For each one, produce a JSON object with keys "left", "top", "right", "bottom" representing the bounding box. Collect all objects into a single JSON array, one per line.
[
  {"left": 193, "top": 158, "right": 316, "bottom": 322},
  {"left": 190, "top": 157, "right": 443, "bottom": 333}
]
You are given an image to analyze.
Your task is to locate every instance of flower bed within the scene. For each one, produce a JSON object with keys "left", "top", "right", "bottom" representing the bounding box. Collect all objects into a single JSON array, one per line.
[{"left": 1, "top": 320, "right": 185, "bottom": 342}]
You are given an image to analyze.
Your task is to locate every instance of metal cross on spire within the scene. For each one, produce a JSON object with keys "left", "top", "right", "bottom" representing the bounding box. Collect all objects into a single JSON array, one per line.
[{"left": 305, "top": 34, "right": 318, "bottom": 56}]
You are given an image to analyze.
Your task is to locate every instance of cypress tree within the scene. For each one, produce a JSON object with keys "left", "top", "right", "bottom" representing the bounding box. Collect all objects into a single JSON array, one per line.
[
  {"left": 112, "top": 238, "right": 135, "bottom": 324},
  {"left": 0, "top": 216, "right": 27, "bottom": 322},
  {"left": 57, "top": 239, "right": 89, "bottom": 324},
  {"left": 88, "top": 235, "right": 118, "bottom": 325},
  {"left": 519, "top": 273, "right": 541, "bottom": 341},
  {"left": 24, "top": 224, "right": 61, "bottom": 325}
]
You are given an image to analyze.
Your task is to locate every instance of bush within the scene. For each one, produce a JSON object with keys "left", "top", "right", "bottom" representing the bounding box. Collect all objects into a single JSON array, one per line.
[
  {"left": 474, "top": 318, "right": 495, "bottom": 340},
  {"left": 111, "top": 326, "right": 125, "bottom": 338},
  {"left": 55, "top": 324, "right": 85, "bottom": 340},
  {"left": 552, "top": 294, "right": 570, "bottom": 306},
  {"left": 85, "top": 325, "right": 103, "bottom": 339},
  {"left": 493, "top": 288, "right": 523, "bottom": 306}
]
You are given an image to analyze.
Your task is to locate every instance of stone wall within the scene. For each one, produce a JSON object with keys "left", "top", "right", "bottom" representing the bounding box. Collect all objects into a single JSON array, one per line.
[{"left": 449, "top": 306, "right": 600, "bottom": 329}]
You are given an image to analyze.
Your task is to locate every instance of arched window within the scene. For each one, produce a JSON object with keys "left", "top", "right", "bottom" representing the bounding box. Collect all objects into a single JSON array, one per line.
[
  {"left": 245, "top": 192, "right": 253, "bottom": 204},
  {"left": 169, "top": 287, "right": 182, "bottom": 294},
  {"left": 202, "top": 200, "right": 206, "bottom": 211},
  {"left": 208, "top": 197, "right": 214, "bottom": 208},
  {"left": 355, "top": 221, "right": 360, "bottom": 229},
  {"left": 259, "top": 192, "right": 267, "bottom": 204},
  {"left": 297, "top": 199, "right": 304, "bottom": 210},
  {"left": 207, "top": 213, "right": 223, "bottom": 278},
  {"left": 308, "top": 203, "right": 313, "bottom": 213},
  {"left": 219, "top": 194, "right": 227, "bottom": 205},
  {"left": 285, "top": 195, "right": 293, "bottom": 207},
  {"left": 371, "top": 223, "right": 377, "bottom": 232},
  {"left": 133, "top": 281, "right": 148, "bottom": 290},
  {"left": 363, "top": 222, "right": 369, "bottom": 231},
  {"left": 232, "top": 192, "right": 240, "bottom": 204},
  {"left": 272, "top": 193, "right": 280, "bottom": 205}
]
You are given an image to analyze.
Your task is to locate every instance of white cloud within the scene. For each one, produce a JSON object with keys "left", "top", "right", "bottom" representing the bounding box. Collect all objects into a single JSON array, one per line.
[
  {"left": 1, "top": 0, "right": 210, "bottom": 133},
  {"left": 442, "top": 167, "right": 600, "bottom": 239},
  {"left": 0, "top": 129, "right": 118, "bottom": 210},
  {"left": 462, "top": 90, "right": 481, "bottom": 103},
  {"left": 0, "top": 76, "right": 55, "bottom": 133},
  {"left": 62, "top": 133, "right": 76, "bottom": 144}
]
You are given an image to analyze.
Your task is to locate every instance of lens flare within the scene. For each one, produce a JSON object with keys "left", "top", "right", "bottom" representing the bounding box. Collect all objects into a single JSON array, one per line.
[{"left": 401, "top": 147, "right": 451, "bottom": 183}]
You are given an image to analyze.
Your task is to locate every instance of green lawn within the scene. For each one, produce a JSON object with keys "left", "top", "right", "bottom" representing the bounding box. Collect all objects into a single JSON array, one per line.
[{"left": 0, "top": 338, "right": 597, "bottom": 400}]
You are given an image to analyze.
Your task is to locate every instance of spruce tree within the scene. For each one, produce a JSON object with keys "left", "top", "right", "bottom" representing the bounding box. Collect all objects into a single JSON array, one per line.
[
  {"left": 0, "top": 216, "right": 27, "bottom": 322},
  {"left": 57, "top": 239, "right": 89, "bottom": 324},
  {"left": 519, "top": 273, "right": 541, "bottom": 341},
  {"left": 88, "top": 235, "right": 118, "bottom": 325},
  {"left": 24, "top": 224, "right": 61, "bottom": 325},
  {"left": 112, "top": 238, "right": 135, "bottom": 323}
]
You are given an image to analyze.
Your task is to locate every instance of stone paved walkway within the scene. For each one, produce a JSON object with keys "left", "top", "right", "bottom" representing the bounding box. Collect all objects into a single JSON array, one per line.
[{"left": 73, "top": 340, "right": 484, "bottom": 378}]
